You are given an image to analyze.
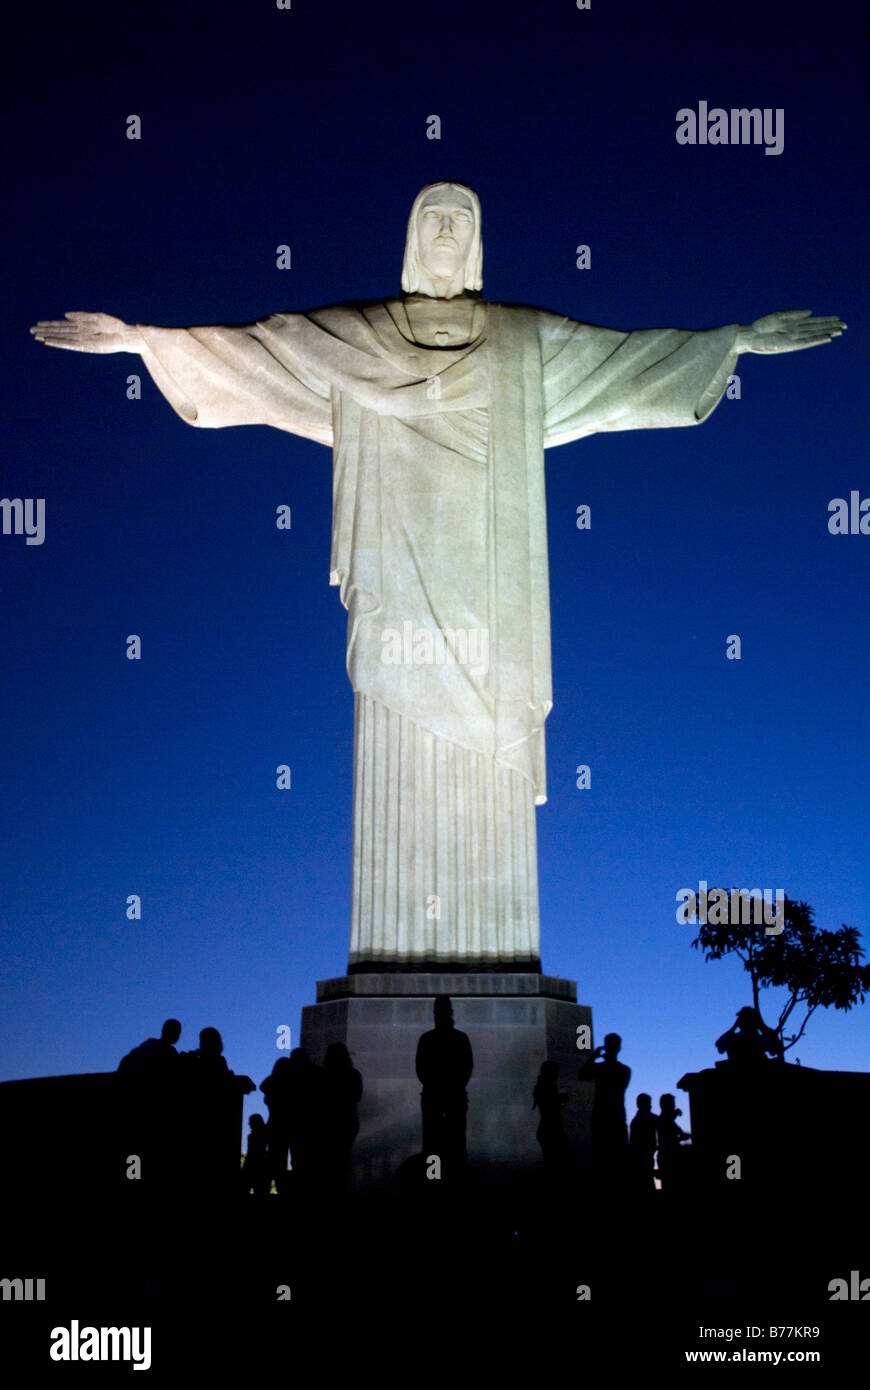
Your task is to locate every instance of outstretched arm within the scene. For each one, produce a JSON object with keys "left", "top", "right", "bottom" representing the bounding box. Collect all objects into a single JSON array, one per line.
[
  {"left": 31, "top": 310, "right": 334, "bottom": 445},
  {"left": 541, "top": 307, "right": 846, "bottom": 450},
  {"left": 736, "top": 309, "right": 846, "bottom": 354},
  {"left": 30, "top": 312, "right": 146, "bottom": 353}
]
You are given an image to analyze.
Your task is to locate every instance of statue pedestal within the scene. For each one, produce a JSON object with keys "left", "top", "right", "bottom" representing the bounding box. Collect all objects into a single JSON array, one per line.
[{"left": 300, "top": 972, "right": 594, "bottom": 1188}]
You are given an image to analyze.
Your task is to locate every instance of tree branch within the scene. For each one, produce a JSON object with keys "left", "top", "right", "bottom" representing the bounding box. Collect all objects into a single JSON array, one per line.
[{"left": 783, "top": 1004, "right": 819, "bottom": 1053}]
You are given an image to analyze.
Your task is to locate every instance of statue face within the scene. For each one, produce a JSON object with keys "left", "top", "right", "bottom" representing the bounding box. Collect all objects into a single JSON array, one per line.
[{"left": 416, "top": 187, "right": 475, "bottom": 284}]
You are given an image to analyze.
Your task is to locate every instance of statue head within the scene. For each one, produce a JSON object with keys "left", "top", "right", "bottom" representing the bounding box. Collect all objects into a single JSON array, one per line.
[{"left": 401, "top": 182, "right": 482, "bottom": 299}]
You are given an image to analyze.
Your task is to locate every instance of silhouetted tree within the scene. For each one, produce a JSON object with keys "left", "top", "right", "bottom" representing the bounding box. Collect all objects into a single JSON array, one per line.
[{"left": 692, "top": 896, "right": 870, "bottom": 1058}]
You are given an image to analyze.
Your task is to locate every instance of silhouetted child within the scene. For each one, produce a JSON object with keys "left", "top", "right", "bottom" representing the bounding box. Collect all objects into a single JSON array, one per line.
[{"left": 241, "top": 1114, "right": 270, "bottom": 1196}]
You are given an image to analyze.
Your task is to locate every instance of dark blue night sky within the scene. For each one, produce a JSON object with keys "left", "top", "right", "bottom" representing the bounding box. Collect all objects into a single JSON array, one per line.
[{"left": 3, "top": 0, "right": 867, "bottom": 1120}]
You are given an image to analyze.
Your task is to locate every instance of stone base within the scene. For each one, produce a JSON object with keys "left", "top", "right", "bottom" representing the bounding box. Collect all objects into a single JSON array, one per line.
[{"left": 300, "top": 972, "right": 594, "bottom": 1188}]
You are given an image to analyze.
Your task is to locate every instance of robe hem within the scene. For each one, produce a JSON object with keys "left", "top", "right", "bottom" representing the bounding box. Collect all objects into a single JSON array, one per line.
[{"left": 348, "top": 955, "right": 542, "bottom": 974}]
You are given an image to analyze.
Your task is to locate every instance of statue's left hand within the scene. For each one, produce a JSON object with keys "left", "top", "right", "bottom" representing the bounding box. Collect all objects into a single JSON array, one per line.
[
  {"left": 29, "top": 311, "right": 146, "bottom": 353},
  {"left": 738, "top": 309, "right": 846, "bottom": 353}
]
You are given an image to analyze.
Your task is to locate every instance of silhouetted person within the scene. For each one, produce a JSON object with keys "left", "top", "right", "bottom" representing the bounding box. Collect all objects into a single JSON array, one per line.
[
  {"left": 579, "top": 1032, "right": 631, "bottom": 1186},
  {"left": 657, "top": 1093, "right": 690, "bottom": 1193},
  {"left": 181, "top": 1027, "right": 255, "bottom": 1090},
  {"left": 260, "top": 1048, "right": 324, "bottom": 1191},
  {"left": 533, "top": 1061, "right": 568, "bottom": 1168},
  {"left": 715, "top": 1006, "right": 781, "bottom": 1065},
  {"left": 117, "top": 1019, "right": 183, "bottom": 1190},
  {"left": 180, "top": 1028, "right": 255, "bottom": 1192},
  {"left": 260, "top": 1056, "right": 293, "bottom": 1192},
  {"left": 415, "top": 996, "right": 473, "bottom": 1176},
  {"left": 118, "top": 1019, "right": 182, "bottom": 1076},
  {"left": 322, "top": 1042, "right": 363, "bottom": 1189},
  {"left": 629, "top": 1092, "right": 658, "bottom": 1196},
  {"left": 241, "top": 1113, "right": 270, "bottom": 1196}
]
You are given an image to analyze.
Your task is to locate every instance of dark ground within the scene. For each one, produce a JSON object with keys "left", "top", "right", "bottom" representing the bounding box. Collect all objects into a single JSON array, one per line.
[{"left": 2, "top": 1165, "right": 865, "bottom": 1377}]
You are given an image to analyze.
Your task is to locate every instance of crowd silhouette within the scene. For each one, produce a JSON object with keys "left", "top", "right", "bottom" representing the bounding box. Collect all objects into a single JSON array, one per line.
[
  {"left": 112, "top": 999, "right": 792, "bottom": 1198},
  {"left": 117, "top": 1022, "right": 255, "bottom": 1193},
  {"left": 257, "top": 1045, "right": 363, "bottom": 1192}
]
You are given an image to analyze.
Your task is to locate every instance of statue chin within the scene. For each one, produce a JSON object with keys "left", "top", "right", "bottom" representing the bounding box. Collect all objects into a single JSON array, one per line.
[
  {"left": 417, "top": 276, "right": 466, "bottom": 300},
  {"left": 419, "top": 259, "right": 463, "bottom": 288}
]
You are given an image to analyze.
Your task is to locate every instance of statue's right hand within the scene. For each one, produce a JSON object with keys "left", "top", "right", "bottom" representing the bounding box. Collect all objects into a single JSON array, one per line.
[{"left": 29, "top": 311, "right": 144, "bottom": 353}]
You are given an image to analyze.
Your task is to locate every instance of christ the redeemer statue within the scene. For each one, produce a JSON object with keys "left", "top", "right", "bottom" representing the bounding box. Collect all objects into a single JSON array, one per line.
[{"left": 31, "top": 182, "right": 844, "bottom": 974}]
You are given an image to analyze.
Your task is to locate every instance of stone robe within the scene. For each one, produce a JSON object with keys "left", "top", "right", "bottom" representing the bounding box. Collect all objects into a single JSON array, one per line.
[{"left": 138, "top": 298, "right": 739, "bottom": 970}]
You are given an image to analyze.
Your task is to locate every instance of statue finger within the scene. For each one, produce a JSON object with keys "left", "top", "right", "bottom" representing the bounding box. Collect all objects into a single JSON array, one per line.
[
  {"left": 787, "top": 336, "right": 836, "bottom": 351},
  {"left": 31, "top": 321, "right": 93, "bottom": 336},
  {"left": 794, "top": 325, "right": 842, "bottom": 341},
  {"left": 33, "top": 337, "right": 93, "bottom": 351}
]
